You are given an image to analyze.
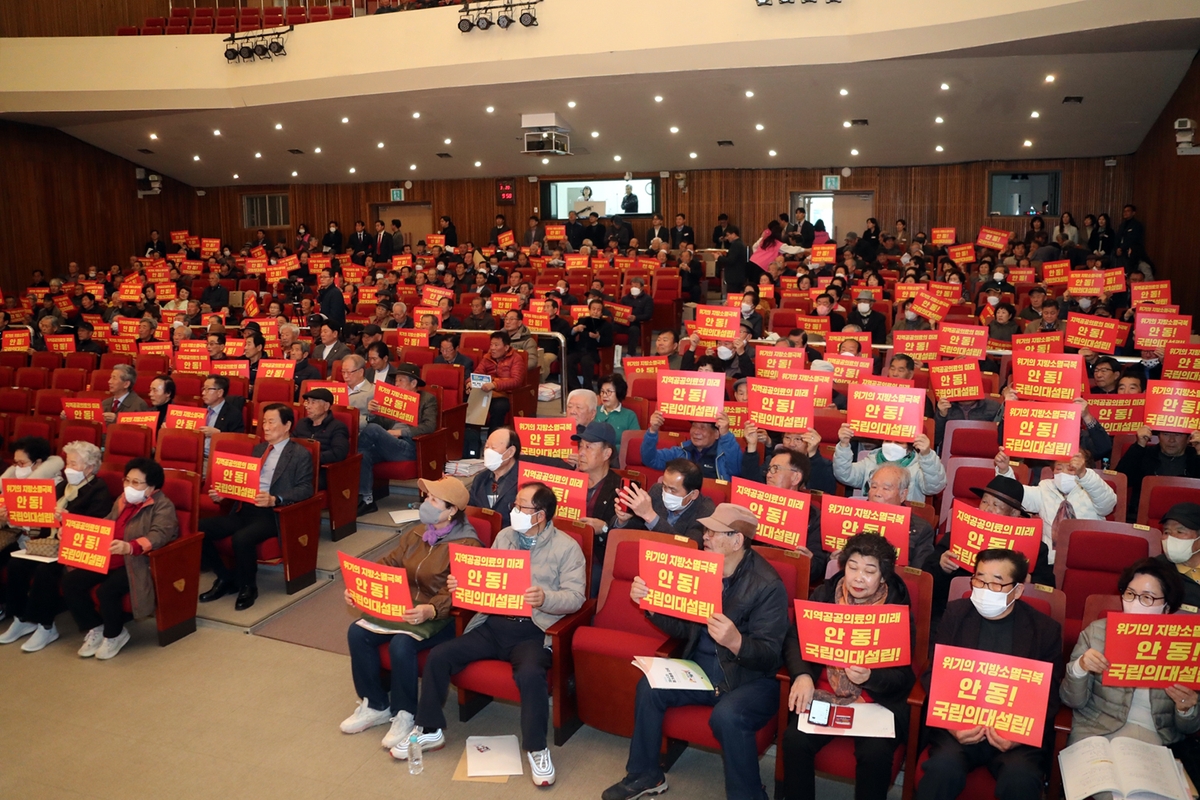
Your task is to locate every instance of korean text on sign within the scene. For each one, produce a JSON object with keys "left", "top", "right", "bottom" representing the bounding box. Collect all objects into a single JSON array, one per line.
[
  {"left": 515, "top": 417, "right": 576, "bottom": 459},
  {"left": 449, "top": 544, "right": 532, "bottom": 617},
  {"left": 657, "top": 370, "right": 725, "bottom": 421},
  {"left": 1011, "top": 353, "right": 1085, "bottom": 402},
  {"left": 729, "top": 477, "right": 811, "bottom": 550},
  {"left": 1143, "top": 380, "right": 1200, "bottom": 434},
  {"left": 794, "top": 600, "right": 910, "bottom": 668},
  {"left": 1003, "top": 402, "right": 1081, "bottom": 462},
  {"left": 692, "top": 305, "right": 742, "bottom": 342},
  {"left": 947, "top": 501, "right": 1041, "bottom": 571},
  {"left": 926, "top": 644, "right": 1052, "bottom": 747},
  {"left": 211, "top": 453, "right": 262, "bottom": 503},
  {"left": 747, "top": 378, "right": 815, "bottom": 432},
  {"left": 372, "top": 382, "right": 420, "bottom": 426},
  {"left": 516, "top": 462, "right": 587, "bottom": 521},
  {"left": 929, "top": 358, "right": 985, "bottom": 402},
  {"left": 57, "top": 514, "right": 116, "bottom": 574},
  {"left": 4, "top": 479, "right": 58, "bottom": 528},
  {"left": 1084, "top": 394, "right": 1145, "bottom": 435},
  {"left": 846, "top": 386, "right": 924, "bottom": 442},
  {"left": 820, "top": 495, "right": 911, "bottom": 565},
  {"left": 639, "top": 539, "right": 723, "bottom": 624},
  {"left": 339, "top": 551, "right": 411, "bottom": 621},
  {"left": 1103, "top": 613, "right": 1200, "bottom": 689}
]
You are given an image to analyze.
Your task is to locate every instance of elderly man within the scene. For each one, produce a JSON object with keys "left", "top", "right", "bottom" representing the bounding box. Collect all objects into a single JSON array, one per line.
[
  {"left": 199, "top": 374, "right": 247, "bottom": 455},
  {"left": 103, "top": 365, "right": 149, "bottom": 424},
  {"left": 1154, "top": 503, "right": 1200, "bottom": 609},
  {"left": 740, "top": 422, "right": 836, "bottom": 495},
  {"left": 357, "top": 363, "right": 439, "bottom": 516},
  {"left": 385, "top": 302, "right": 413, "bottom": 330},
  {"left": 468, "top": 427, "right": 521, "bottom": 527},
  {"left": 476, "top": 330, "right": 528, "bottom": 431},
  {"left": 434, "top": 336, "right": 475, "bottom": 385},
  {"left": 463, "top": 296, "right": 495, "bottom": 331},
  {"left": 288, "top": 341, "right": 321, "bottom": 399},
  {"left": 314, "top": 321, "right": 351, "bottom": 366},
  {"left": 866, "top": 462, "right": 937, "bottom": 572},
  {"left": 200, "top": 270, "right": 230, "bottom": 315},
  {"left": 363, "top": 342, "right": 395, "bottom": 385},
  {"left": 1117, "top": 426, "right": 1200, "bottom": 523},
  {"left": 834, "top": 424, "right": 946, "bottom": 503},
  {"left": 1024, "top": 300, "right": 1066, "bottom": 334},
  {"left": 641, "top": 410, "right": 741, "bottom": 481},
  {"left": 341, "top": 354, "right": 372, "bottom": 428},
  {"left": 279, "top": 323, "right": 299, "bottom": 353},
  {"left": 606, "top": 504, "right": 788, "bottom": 800},
  {"left": 653, "top": 330, "right": 684, "bottom": 370},
  {"left": 613, "top": 457, "right": 714, "bottom": 545},
  {"left": 293, "top": 387, "right": 350, "bottom": 477}
]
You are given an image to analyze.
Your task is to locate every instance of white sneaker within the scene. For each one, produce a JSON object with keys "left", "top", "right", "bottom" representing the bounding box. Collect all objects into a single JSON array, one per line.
[
  {"left": 20, "top": 624, "right": 58, "bottom": 653},
  {"left": 339, "top": 697, "right": 392, "bottom": 734},
  {"left": 78, "top": 626, "right": 104, "bottom": 657},
  {"left": 95, "top": 628, "right": 131, "bottom": 660},
  {"left": 0, "top": 619, "right": 38, "bottom": 644},
  {"left": 389, "top": 727, "right": 444, "bottom": 760},
  {"left": 381, "top": 710, "right": 415, "bottom": 749},
  {"left": 529, "top": 748, "right": 556, "bottom": 786}
]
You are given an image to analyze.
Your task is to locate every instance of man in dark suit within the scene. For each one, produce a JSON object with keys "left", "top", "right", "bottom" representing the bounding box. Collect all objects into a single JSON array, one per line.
[
  {"left": 317, "top": 269, "right": 346, "bottom": 327},
  {"left": 313, "top": 321, "right": 352, "bottom": 366},
  {"left": 647, "top": 214, "right": 671, "bottom": 247},
  {"left": 199, "top": 404, "right": 315, "bottom": 610},
  {"left": 370, "top": 220, "right": 394, "bottom": 261},
  {"left": 199, "top": 270, "right": 229, "bottom": 315},
  {"left": 488, "top": 215, "right": 512, "bottom": 247},
  {"left": 199, "top": 375, "right": 247, "bottom": 455},
  {"left": 356, "top": 364, "right": 439, "bottom": 514},
  {"left": 565, "top": 211, "right": 585, "bottom": 251},
  {"left": 348, "top": 220, "right": 370, "bottom": 265},
  {"left": 434, "top": 335, "right": 475, "bottom": 380},
  {"left": 363, "top": 341, "right": 397, "bottom": 385},
  {"left": 583, "top": 213, "right": 606, "bottom": 247},
  {"left": 322, "top": 221, "right": 343, "bottom": 254},
  {"left": 788, "top": 208, "right": 815, "bottom": 248},
  {"left": 612, "top": 458, "right": 714, "bottom": 545},
  {"left": 143, "top": 230, "right": 167, "bottom": 258},
  {"left": 102, "top": 364, "right": 150, "bottom": 424},
  {"left": 710, "top": 214, "right": 730, "bottom": 249},
  {"left": 670, "top": 213, "right": 695, "bottom": 249},
  {"left": 916, "top": 548, "right": 1064, "bottom": 800},
  {"left": 719, "top": 225, "right": 750, "bottom": 295}
]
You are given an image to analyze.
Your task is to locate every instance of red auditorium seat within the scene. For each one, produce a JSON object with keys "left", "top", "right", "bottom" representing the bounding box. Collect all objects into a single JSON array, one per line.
[{"left": 117, "top": 26, "right": 139, "bottom": 35}]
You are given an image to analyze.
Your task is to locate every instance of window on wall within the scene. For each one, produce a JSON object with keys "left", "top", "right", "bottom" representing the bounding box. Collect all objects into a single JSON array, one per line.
[
  {"left": 988, "top": 172, "right": 1060, "bottom": 217},
  {"left": 242, "top": 193, "right": 290, "bottom": 229}
]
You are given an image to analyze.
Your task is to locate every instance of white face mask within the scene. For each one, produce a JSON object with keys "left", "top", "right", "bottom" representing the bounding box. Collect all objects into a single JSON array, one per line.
[
  {"left": 970, "top": 585, "right": 1015, "bottom": 619},
  {"left": 124, "top": 486, "right": 147, "bottom": 505},
  {"left": 880, "top": 442, "right": 908, "bottom": 462},
  {"left": 510, "top": 509, "right": 535, "bottom": 533},
  {"left": 1078, "top": 298, "right": 1092, "bottom": 310},
  {"left": 630, "top": 287, "right": 642, "bottom": 296},
  {"left": 330, "top": 227, "right": 337, "bottom": 233},
  {"left": 716, "top": 346, "right": 734, "bottom": 361},
  {"left": 993, "top": 272, "right": 1005, "bottom": 282},
  {"left": 1122, "top": 598, "right": 1167, "bottom": 615},
  {"left": 905, "top": 310, "right": 918, "bottom": 321},
  {"left": 662, "top": 491, "right": 690, "bottom": 512},
  {"left": 1053, "top": 472, "right": 1078, "bottom": 495},
  {"left": 1164, "top": 535, "right": 1198, "bottom": 564},
  {"left": 857, "top": 302, "right": 872, "bottom": 315},
  {"left": 1143, "top": 358, "right": 1160, "bottom": 368},
  {"left": 483, "top": 448, "right": 505, "bottom": 472},
  {"left": 13, "top": 465, "right": 32, "bottom": 479},
  {"left": 485, "top": 300, "right": 492, "bottom": 310},
  {"left": 816, "top": 305, "right": 830, "bottom": 316},
  {"left": 987, "top": 295, "right": 1000, "bottom": 307},
  {"left": 64, "top": 468, "right": 85, "bottom": 486},
  {"left": 741, "top": 303, "right": 754, "bottom": 315}
]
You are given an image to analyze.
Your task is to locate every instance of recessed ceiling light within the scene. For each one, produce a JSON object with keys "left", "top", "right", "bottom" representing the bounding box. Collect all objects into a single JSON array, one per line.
[
  {"left": 255, "top": 152, "right": 261, "bottom": 158},
  {"left": 850, "top": 149, "right": 859, "bottom": 156},
  {"left": 213, "top": 129, "right": 220, "bottom": 136},
  {"left": 940, "top": 83, "right": 950, "bottom": 90},
  {"left": 444, "top": 138, "right": 452, "bottom": 144},
  {"left": 485, "top": 106, "right": 494, "bottom": 113},
  {"left": 935, "top": 145, "right": 944, "bottom": 152},
  {"left": 410, "top": 164, "right": 417, "bottom": 170},
  {"left": 1045, "top": 74, "right": 1055, "bottom": 82},
  {"left": 412, "top": 112, "right": 420, "bottom": 118},
  {"left": 233, "top": 173, "right": 239, "bottom": 179},
  {"left": 613, "top": 155, "right": 621, "bottom": 161},
  {"left": 654, "top": 96, "right": 663, "bottom": 102},
  {"left": 149, "top": 133, "right": 158, "bottom": 140},
  {"left": 275, "top": 123, "right": 283, "bottom": 130},
  {"left": 542, "top": 158, "right": 549, "bottom": 164},
  {"left": 768, "top": 150, "right": 777, "bottom": 157},
  {"left": 670, "top": 127, "right": 679, "bottom": 134},
  {"left": 745, "top": 90, "right": 755, "bottom": 98},
  {"left": 291, "top": 170, "right": 298, "bottom": 176},
  {"left": 755, "top": 124, "right": 764, "bottom": 131},
  {"left": 689, "top": 152, "right": 697, "bottom": 159},
  {"left": 1030, "top": 111, "right": 1040, "bottom": 118},
  {"left": 843, "top": 121, "right": 851, "bottom": 128},
  {"left": 341, "top": 117, "right": 349, "bottom": 123},
  {"left": 378, "top": 142, "right": 385, "bottom": 148},
  {"left": 193, "top": 155, "right": 200, "bottom": 161},
  {"left": 1023, "top": 140, "right": 1033, "bottom": 147},
  {"left": 935, "top": 116, "right": 944, "bottom": 124},
  {"left": 591, "top": 131, "right": 599, "bottom": 138},
  {"left": 839, "top": 89, "right": 849, "bottom": 96},
  {"left": 567, "top": 101, "right": 576, "bottom": 108},
  {"left": 474, "top": 161, "right": 482, "bottom": 167},
  {"left": 314, "top": 147, "right": 322, "bottom": 153},
  {"left": 349, "top": 167, "right": 356, "bottom": 173}
]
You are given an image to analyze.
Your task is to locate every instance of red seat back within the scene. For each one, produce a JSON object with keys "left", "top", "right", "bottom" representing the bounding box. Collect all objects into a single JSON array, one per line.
[
  {"left": 64, "top": 353, "right": 97, "bottom": 371},
  {"left": 157, "top": 429, "right": 204, "bottom": 473},
  {"left": 15, "top": 367, "right": 49, "bottom": 391},
  {"left": 162, "top": 468, "right": 202, "bottom": 537},
  {"left": 51, "top": 368, "right": 88, "bottom": 392},
  {"left": 1138, "top": 476, "right": 1200, "bottom": 527},
  {"left": 57, "top": 420, "right": 104, "bottom": 452},
  {"left": 30, "top": 352, "right": 61, "bottom": 370},
  {"left": 104, "top": 423, "right": 153, "bottom": 467},
  {"left": 421, "top": 363, "right": 464, "bottom": 407},
  {"left": 400, "top": 346, "right": 436, "bottom": 369},
  {"left": 34, "top": 388, "right": 71, "bottom": 416},
  {"left": 1060, "top": 529, "right": 1151, "bottom": 618},
  {"left": 0, "top": 387, "right": 32, "bottom": 414}
]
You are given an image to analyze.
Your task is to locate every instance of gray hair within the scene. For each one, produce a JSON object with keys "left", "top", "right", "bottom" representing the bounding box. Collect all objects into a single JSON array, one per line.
[
  {"left": 293, "top": 339, "right": 311, "bottom": 356},
  {"left": 567, "top": 389, "right": 598, "bottom": 412},
  {"left": 62, "top": 440, "right": 102, "bottom": 473},
  {"left": 342, "top": 354, "right": 366, "bottom": 375},
  {"left": 872, "top": 463, "right": 911, "bottom": 497},
  {"left": 112, "top": 364, "right": 136, "bottom": 386},
  {"left": 279, "top": 323, "right": 299, "bottom": 339}
]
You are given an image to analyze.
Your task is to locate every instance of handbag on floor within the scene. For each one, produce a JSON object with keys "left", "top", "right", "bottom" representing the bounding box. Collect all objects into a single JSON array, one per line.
[{"left": 23, "top": 534, "right": 59, "bottom": 558}]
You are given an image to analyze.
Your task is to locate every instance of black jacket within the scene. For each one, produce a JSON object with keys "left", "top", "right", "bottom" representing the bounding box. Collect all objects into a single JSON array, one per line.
[
  {"left": 609, "top": 483, "right": 714, "bottom": 545},
  {"left": 670, "top": 226, "right": 696, "bottom": 249},
  {"left": 569, "top": 316, "right": 613, "bottom": 356},
  {"left": 1116, "top": 443, "right": 1200, "bottom": 522},
  {"left": 785, "top": 572, "right": 916, "bottom": 736},
  {"left": 565, "top": 221, "right": 585, "bottom": 251},
  {"left": 619, "top": 292, "right": 655, "bottom": 324},
  {"left": 206, "top": 395, "right": 246, "bottom": 434},
  {"left": 648, "top": 225, "right": 671, "bottom": 245},
  {"left": 318, "top": 285, "right": 347, "bottom": 327},
  {"left": 348, "top": 230, "right": 370, "bottom": 255},
  {"left": 200, "top": 285, "right": 229, "bottom": 311},
  {"left": 370, "top": 231, "right": 394, "bottom": 260},
  {"left": 292, "top": 414, "right": 350, "bottom": 465},
  {"left": 711, "top": 225, "right": 730, "bottom": 249},
  {"left": 468, "top": 463, "right": 520, "bottom": 528},
  {"left": 846, "top": 309, "right": 888, "bottom": 345},
  {"left": 291, "top": 358, "right": 321, "bottom": 399},
  {"left": 321, "top": 229, "right": 344, "bottom": 254},
  {"left": 646, "top": 547, "right": 788, "bottom": 693},
  {"left": 488, "top": 225, "right": 512, "bottom": 247},
  {"left": 721, "top": 238, "right": 750, "bottom": 287},
  {"left": 440, "top": 224, "right": 458, "bottom": 247},
  {"left": 237, "top": 439, "right": 315, "bottom": 512}
]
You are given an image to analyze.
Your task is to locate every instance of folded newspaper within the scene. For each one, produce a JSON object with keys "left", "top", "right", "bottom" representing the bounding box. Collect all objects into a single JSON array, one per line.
[
  {"left": 445, "top": 459, "right": 487, "bottom": 477},
  {"left": 631, "top": 657, "right": 714, "bottom": 691}
]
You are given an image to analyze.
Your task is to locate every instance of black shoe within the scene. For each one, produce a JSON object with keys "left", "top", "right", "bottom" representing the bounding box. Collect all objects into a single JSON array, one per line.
[
  {"left": 356, "top": 500, "right": 378, "bottom": 517},
  {"left": 234, "top": 586, "right": 258, "bottom": 611},
  {"left": 199, "top": 578, "right": 237, "bottom": 603},
  {"left": 601, "top": 774, "right": 668, "bottom": 800}
]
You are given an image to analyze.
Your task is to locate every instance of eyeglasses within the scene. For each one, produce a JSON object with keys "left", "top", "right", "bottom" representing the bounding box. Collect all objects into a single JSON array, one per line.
[
  {"left": 1122, "top": 589, "right": 1165, "bottom": 607},
  {"left": 766, "top": 465, "right": 798, "bottom": 475},
  {"left": 123, "top": 478, "right": 149, "bottom": 489},
  {"left": 512, "top": 503, "right": 539, "bottom": 514},
  {"left": 970, "top": 576, "right": 1016, "bottom": 592}
]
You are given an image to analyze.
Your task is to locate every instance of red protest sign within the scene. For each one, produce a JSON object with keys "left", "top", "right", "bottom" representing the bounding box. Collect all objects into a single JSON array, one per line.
[
  {"left": 724, "top": 402, "right": 747, "bottom": 437},
  {"left": 931, "top": 228, "right": 956, "bottom": 246},
  {"left": 4, "top": 479, "right": 59, "bottom": 528},
  {"left": 44, "top": 334, "right": 75, "bottom": 354},
  {"left": 929, "top": 358, "right": 985, "bottom": 402},
  {"left": 515, "top": 417, "right": 576, "bottom": 459},
  {"left": 497, "top": 230, "right": 516, "bottom": 248},
  {"left": 790, "top": 371, "right": 835, "bottom": 408},
  {"left": 639, "top": 539, "right": 723, "bottom": 624},
  {"left": 257, "top": 359, "right": 295, "bottom": 381},
  {"left": 893, "top": 282, "right": 928, "bottom": 302},
  {"left": 2, "top": 330, "right": 30, "bottom": 352},
  {"left": 927, "top": 644, "right": 1053, "bottom": 747},
  {"left": 947, "top": 501, "right": 1041, "bottom": 571},
  {"left": 63, "top": 399, "right": 103, "bottom": 424},
  {"left": 165, "top": 404, "right": 207, "bottom": 431},
  {"left": 1131, "top": 281, "right": 1172, "bottom": 307},
  {"left": 57, "top": 514, "right": 116, "bottom": 574},
  {"left": 517, "top": 462, "right": 587, "bottom": 521},
  {"left": 825, "top": 354, "right": 874, "bottom": 382},
  {"left": 846, "top": 385, "right": 925, "bottom": 442},
  {"left": 729, "top": 477, "right": 811, "bottom": 551},
  {"left": 372, "top": 382, "right": 420, "bottom": 426},
  {"left": 200, "top": 238, "right": 221, "bottom": 257},
  {"left": 754, "top": 349, "right": 807, "bottom": 379},
  {"left": 564, "top": 254, "right": 588, "bottom": 269},
  {"left": 1011, "top": 331, "right": 1064, "bottom": 354},
  {"left": 211, "top": 453, "right": 262, "bottom": 502},
  {"left": 826, "top": 331, "right": 871, "bottom": 356},
  {"left": 797, "top": 315, "right": 832, "bottom": 336},
  {"left": 608, "top": 303, "right": 634, "bottom": 327},
  {"left": 1067, "top": 271, "right": 1105, "bottom": 297},
  {"left": 211, "top": 360, "right": 249, "bottom": 379},
  {"left": 910, "top": 292, "right": 952, "bottom": 324},
  {"left": 1042, "top": 260, "right": 1071, "bottom": 286},
  {"left": 340, "top": 551, "right": 410, "bottom": 621},
  {"left": 623, "top": 356, "right": 668, "bottom": 380},
  {"left": 976, "top": 227, "right": 1010, "bottom": 250},
  {"left": 1008, "top": 267, "right": 1036, "bottom": 284},
  {"left": 1084, "top": 394, "right": 1145, "bottom": 434},
  {"left": 543, "top": 224, "right": 567, "bottom": 240},
  {"left": 139, "top": 341, "right": 172, "bottom": 358},
  {"left": 657, "top": 370, "right": 725, "bottom": 421},
  {"left": 692, "top": 305, "right": 741, "bottom": 342},
  {"left": 947, "top": 244, "right": 975, "bottom": 264},
  {"left": 174, "top": 345, "right": 208, "bottom": 369},
  {"left": 420, "top": 285, "right": 455, "bottom": 307},
  {"left": 938, "top": 323, "right": 988, "bottom": 360},
  {"left": 117, "top": 411, "right": 159, "bottom": 449},
  {"left": 393, "top": 329, "right": 431, "bottom": 349},
  {"left": 1102, "top": 268, "right": 1126, "bottom": 295},
  {"left": 1103, "top": 614, "right": 1200, "bottom": 689},
  {"left": 425, "top": 234, "right": 446, "bottom": 248},
  {"left": 1011, "top": 353, "right": 1085, "bottom": 402},
  {"left": 449, "top": 544, "right": 532, "bottom": 617},
  {"left": 795, "top": 600, "right": 911, "bottom": 668},
  {"left": 892, "top": 331, "right": 940, "bottom": 363},
  {"left": 1003, "top": 401, "right": 1081, "bottom": 461},
  {"left": 1164, "top": 346, "right": 1200, "bottom": 382},
  {"left": 1144, "top": 380, "right": 1200, "bottom": 434},
  {"left": 748, "top": 378, "right": 815, "bottom": 432},
  {"left": 927, "top": 282, "right": 963, "bottom": 303},
  {"left": 820, "top": 495, "right": 912, "bottom": 565},
  {"left": 1065, "top": 313, "right": 1121, "bottom": 354},
  {"left": 810, "top": 244, "right": 837, "bottom": 265},
  {"left": 170, "top": 229, "right": 189, "bottom": 245},
  {"left": 1135, "top": 311, "right": 1193, "bottom": 350},
  {"left": 490, "top": 294, "right": 522, "bottom": 317},
  {"left": 523, "top": 312, "right": 551, "bottom": 333}
]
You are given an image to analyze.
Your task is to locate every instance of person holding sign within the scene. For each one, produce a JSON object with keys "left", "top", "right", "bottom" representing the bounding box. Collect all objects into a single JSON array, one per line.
[
  {"left": 59, "top": 458, "right": 179, "bottom": 661},
  {"left": 607, "top": 504, "right": 787, "bottom": 800},
  {"left": 340, "top": 478, "right": 483, "bottom": 746},
  {"left": 866, "top": 463, "right": 938, "bottom": 574},
  {"left": 0, "top": 437, "right": 64, "bottom": 606},
  {"left": 1116, "top": 425, "right": 1200, "bottom": 523},
  {"left": 476, "top": 330, "right": 530, "bottom": 430},
  {"left": 198, "top": 405, "right": 314, "bottom": 611},
  {"left": 356, "top": 364, "right": 438, "bottom": 516},
  {"left": 1024, "top": 300, "right": 1067, "bottom": 334},
  {"left": 783, "top": 533, "right": 916, "bottom": 800},
  {"left": 933, "top": 391, "right": 1002, "bottom": 452},
  {"left": 1, "top": 442, "right": 113, "bottom": 653},
  {"left": 613, "top": 458, "right": 715, "bottom": 545},
  {"left": 641, "top": 409, "right": 742, "bottom": 481},
  {"left": 917, "top": 549, "right": 1064, "bottom": 800},
  {"left": 1059, "top": 558, "right": 1200, "bottom": 785},
  {"left": 833, "top": 423, "right": 946, "bottom": 503},
  {"left": 567, "top": 298, "right": 614, "bottom": 391},
  {"left": 407, "top": 483, "right": 585, "bottom": 786}
]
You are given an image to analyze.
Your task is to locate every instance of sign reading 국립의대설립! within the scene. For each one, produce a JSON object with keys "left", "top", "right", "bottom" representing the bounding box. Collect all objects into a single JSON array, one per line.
[
  {"left": 657, "top": 370, "right": 725, "bottom": 421},
  {"left": 515, "top": 417, "right": 576, "bottom": 459},
  {"left": 449, "top": 543, "right": 532, "bottom": 617},
  {"left": 729, "top": 477, "right": 811, "bottom": 551},
  {"left": 638, "top": 539, "right": 723, "bottom": 624},
  {"left": 926, "top": 644, "right": 1053, "bottom": 748},
  {"left": 794, "top": 600, "right": 911, "bottom": 668},
  {"left": 1102, "top": 614, "right": 1200, "bottom": 689},
  {"left": 1003, "top": 401, "right": 1081, "bottom": 461},
  {"left": 1143, "top": 380, "right": 1200, "bottom": 434},
  {"left": 210, "top": 453, "right": 262, "bottom": 503},
  {"left": 946, "top": 500, "right": 1042, "bottom": 571},
  {"left": 57, "top": 514, "right": 116, "bottom": 574},
  {"left": 845, "top": 386, "right": 924, "bottom": 443},
  {"left": 4, "top": 479, "right": 58, "bottom": 528},
  {"left": 516, "top": 462, "right": 587, "bottom": 521},
  {"left": 820, "top": 495, "right": 911, "bottom": 566},
  {"left": 340, "top": 551, "right": 411, "bottom": 621}
]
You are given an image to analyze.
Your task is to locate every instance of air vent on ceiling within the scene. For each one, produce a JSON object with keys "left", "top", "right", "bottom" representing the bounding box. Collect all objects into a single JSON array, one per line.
[
  {"left": 436, "top": 153, "right": 452, "bottom": 159},
  {"left": 288, "top": 148, "right": 305, "bottom": 155},
  {"left": 137, "top": 148, "right": 154, "bottom": 154},
  {"left": 572, "top": 147, "right": 590, "bottom": 155},
  {"left": 849, "top": 119, "right": 869, "bottom": 126},
  {"left": 1062, "top": 96, "right": 1083, "bottom": 104},
  {"left": 717, "top": 140, "right": 734, "bottom": 147}
]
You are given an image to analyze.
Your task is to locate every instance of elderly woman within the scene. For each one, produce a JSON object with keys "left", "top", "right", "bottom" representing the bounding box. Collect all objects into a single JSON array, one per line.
[
  {"left": 0, "top": 436, "right": 65, "bottom": 571},
  {"left": 0, "top": 441, "right": 114, "bottom": 653},
  {"left": 596, "top": 374, "right": 640, "bottom": 443},
  {"left": 783, "top": 533, "right": 915, "bottom": 800},
  {"left": 340, "top": 478, "right": 482, "bottom": 749},
  {"left": 1061, "top": 557, "right": 1200, "bottom": 787},
  {"left": 59, "top": 458, "right": 179, "bottom": 661}
]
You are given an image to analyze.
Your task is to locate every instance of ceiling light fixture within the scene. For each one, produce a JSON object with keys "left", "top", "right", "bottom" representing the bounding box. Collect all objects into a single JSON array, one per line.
[
  {"left": 745, "top": 90, "right": 755, "bottom": 98},
  {"left": 255, "top": 152, "right": 262, "bottom": 158},
  {"left": 756, "top": 0, "right": 771, "bottom": 7},
  {"left": 378, "top": 142, "right": 385, "bottom": 148},
  {"left": 1045, "top": 74, "right": 1055, "bottom": 82},
  {"left": 444, "top": 138, "right": 452, "bottom": 145},
  {"left": 253, "top": 43, "right": 268, "bottom": 58},
  {"left": 935, "top": 116, "right": 944, "bottom": 124},
  {"left": 1023, "top": 140, "right": 1033, "bottom": 147},
  {"left": 233, "top": 174, "right": 239, "bottom": 179},
  {"left": 475, "top": 161, "right": 482, "bottom": 167},
  {"left": 768, "top": 150, "right": 777, "bottom": 157},
  {"left": 935, "top": 145, "right": 944, "bottom": 152},
  {"left": 850, "top": 149, "right": 859, "bottom": 156},
  {"left": 940, "top": 83, "right": 950, "bottom": 90},
  {"left": 591, "top": 131, "right": 599, "bottom": 138},
  {"left": 291, "top": 170, "right": 298, "bottom": 176},
  {"left": 193, "top": 155, "right": 200, "bottom": 161},
  {"left": 1030, "top": 111, "right": 1040, "bottom": 118},
  {"left": 149, "top": 133, "right": 157, "bottom": 140},
  {"left": 349, "top": 167, "right": 356, "bottom": 173},
  {"left": 567, "top": 101, "right": 576, "bottom": 108},
  {"left": 410, "top": 164, "right": 417, "bottom": 170},
  {"left": 654, "top": 96, "right": 663, "bottom": 102},
  {"left": 670, "top": 127, "right": 679, "bottom": 134},
  {"left": 476, "top": 14, "right": 492, "bottom": 30},
  {"left": 458, "top": 17, "right": 474, "bottom": 32},
  {"left": 314, "top": 147, "right": 321, "bottom": 153},
  {"left": 843, "top": 121, "right": 851, "bottom": 128},
  {"left": 412, "top": 112, "right": 420, "bottom": 119},
  {"left": 542, "top": 158, "right": 549, "bottom": 164},
  {"left": 486, "top": 106, "right": 495, "bottom": 113},
  {"left": 755, "top": 124, "right": 764, "bottom": 131},
  {"left": 689, "top": 152, "right": 697, "bottom": 159},
  {"left": 275, "top": 123, "right": 282, "bottom": 130},
  {"left": 213, "top": 129, "right": 221, "bottom": 136},
  {"left": 613, "top": 155, "right": 622, "bottom": 161},
  {"left": 341, "top": 117, "right": 349, "bottom": 123}
]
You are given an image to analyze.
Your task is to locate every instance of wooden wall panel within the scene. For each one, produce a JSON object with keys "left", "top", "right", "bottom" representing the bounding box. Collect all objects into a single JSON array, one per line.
[{"left": 0, "top": 0, "right": 171, "bottom": 37}]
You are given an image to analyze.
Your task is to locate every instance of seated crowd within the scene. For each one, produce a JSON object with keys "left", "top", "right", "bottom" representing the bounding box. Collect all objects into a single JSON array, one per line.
[{"left": 0, "top": 202, "right": 1197, "bottom": 800}]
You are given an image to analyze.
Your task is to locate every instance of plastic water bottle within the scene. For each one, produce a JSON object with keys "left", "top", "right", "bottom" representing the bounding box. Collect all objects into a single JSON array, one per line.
[{"left": 408, "top": 731, "right": 423, "bottom": 775}]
